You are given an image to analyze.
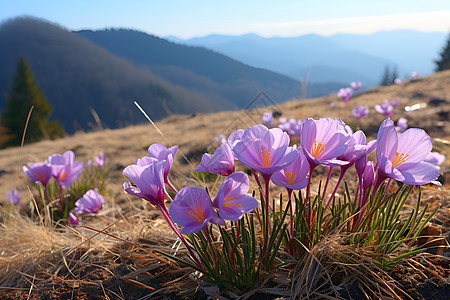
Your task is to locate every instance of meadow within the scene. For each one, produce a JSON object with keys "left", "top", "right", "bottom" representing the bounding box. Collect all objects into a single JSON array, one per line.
[{"left": 0, "top": 70, "right": 449, "bottom": 299}]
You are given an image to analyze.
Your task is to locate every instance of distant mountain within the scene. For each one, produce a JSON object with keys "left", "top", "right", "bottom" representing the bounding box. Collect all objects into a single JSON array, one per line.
[
  {"left": 77, "top": 29, "right": 340, "bottom": 108},
  {"left": 170, "top": 30, "right": 448, "bottom": 87},
  {"left": 0, "top": 17, "right": 229, "bottom": 133},
  {"left": 170, "top": 33, "right": 396, "bottom": 86},
  {"left": 328, "top": 30, "right": 447, "bottom": 78}
]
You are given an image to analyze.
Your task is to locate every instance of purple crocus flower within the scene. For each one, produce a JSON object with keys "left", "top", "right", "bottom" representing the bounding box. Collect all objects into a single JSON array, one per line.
[
  {"left": 337, "top": 125, "right": 368, "bottom": 168},
  {"left": 95, "top": 152, "right": 106, "bottom": 167},
  {"left": 391, "top": 98, "right": 400, "bottom": 108},
  {"left": 352, "top": 106, "right": 369, "bottom": 122},
  {"left": 301, "top": 118, "right": 351, "bottom": 167},
  {"left": 279, "top": 118, "right": 302, "bottom": 138},
  {"left": 147, "top": 144, "right": 178, "bottom": 184},
  {"left": 212, "top": 172, "right": 258, "bottom": 221},
  {"left": 48, "top": 151, "right": 84, "bottom": 189},
  {"left": 69, "top": 212, "right": 79, "bottom": 225},
  {"left": 424, "top": 152, "right": 446, "bottom": 169},
  {"left": 169, "top": 186, "right": 225, "bottom": 234},
  {"left": 362, "top": 161, "right": 376, "bottom": 191},
  {"left": 394, "top": 78, "right": 402, "bottom": 85},
  {"left": 350, "top": 81, "right": 362, "bottom": 92},
  {"left": 233, "top": 125, "right": 297, "bottom": 176},
  {"left": 7, "top": 189, "right": 20, "bottom": 205},
  {"left": 375, "top": 99, "right": 394, "bottom": 118},
  {"left": 411, "top": 70, "right": 419, "bottom": 79},
  {"left": 262, "top": 112, "right": 274, "bottom": 127},
  {"left": 23, "top": 161, "right": 53, "bottom": 187},
  {"left": 75, "top": 188, "right": 105, "bottom": 214},
  {"left": 123, "top": 160, "right": 166, "bottom": 207},
  {"left": 195, "top": 141, "right": 235, "bottom": 176},
  {"left": 375, "top": 119, "right": 440, "bottom": 186},
  {"left": 395, "top": 117, "right": 408, "bottom": 132},
  {"left": 337, "top": 87, "right": 353, "bottom": 103},
  {"left": 271, "top": 147, "right": 310, "bottom": 190}
]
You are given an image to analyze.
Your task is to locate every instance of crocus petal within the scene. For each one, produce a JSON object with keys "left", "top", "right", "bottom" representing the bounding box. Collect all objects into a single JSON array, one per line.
[
  {"left": 397, "top": 128, "right": 432, "bottom": 164},
  {"left": 396, "top": 162, "right": 440, "bottom": 185}
]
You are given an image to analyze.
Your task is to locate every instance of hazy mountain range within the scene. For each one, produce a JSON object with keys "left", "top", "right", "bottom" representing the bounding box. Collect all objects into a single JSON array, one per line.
[
  {"left": 0, "top": 17, "right": 447, "bottom": 133},
  {"left": 1, "top": 17, "right": 323, "bottom": 133},
  {"left": 168, "top": 30, "right": 447, "bottom": 86}
]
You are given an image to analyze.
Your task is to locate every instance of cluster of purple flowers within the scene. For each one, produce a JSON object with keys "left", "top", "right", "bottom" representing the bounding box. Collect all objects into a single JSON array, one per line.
[
  {"left": 23, "top": 150, "right": 84, "bottom": 189},
  {"left": 278, "top": 117, "right": 302, "bottom": 138},
  {"left": 19, "top": 150, "right": 107, "bottom": 224},
  {"left": 337, "top": 81, "right": 362, "bottom": 104},
  {"left": 123, "top": 117, "right": 441, "bottom": 238}
]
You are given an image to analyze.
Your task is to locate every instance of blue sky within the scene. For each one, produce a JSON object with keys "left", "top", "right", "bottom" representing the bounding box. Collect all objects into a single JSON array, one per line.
[{"left": 1, "top": 0, "right": 450, "bottom": 38}]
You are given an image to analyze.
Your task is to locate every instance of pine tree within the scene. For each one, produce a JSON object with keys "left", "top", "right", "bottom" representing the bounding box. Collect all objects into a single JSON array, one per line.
[
  {"left": 379, "top": 65, "right": 391, "bottom": 86},
  {"left": 435, "top": 33, "right": 450, "bottom": 72},
  {"left": 2, "top": 56, "right": 64, "bottom": 147},
  {"left": 390, "top": 66, "right": 398, "bottom": 84}
]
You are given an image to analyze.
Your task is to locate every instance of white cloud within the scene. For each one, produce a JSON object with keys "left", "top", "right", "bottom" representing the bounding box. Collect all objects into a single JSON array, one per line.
[{"left": 249, "top": 11, "right": 450, "bottom": 37}]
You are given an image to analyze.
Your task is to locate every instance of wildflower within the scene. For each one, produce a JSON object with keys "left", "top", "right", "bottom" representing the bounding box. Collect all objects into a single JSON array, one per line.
[
  {"left": 69, "top": 213, "right": 79, "bottom": 225},
  {"left": 411, "top": 70, "right": 419, "bottom": 79},
  {"left": 195, "top": 141, "right": 235, "bottom": 176},
  {"left": 391, "top": 98, "right": 400, "bottom": 108},
  {"left": 87, "top": 159, "right": 94, "bottom": 167},
  {"left": 23, "top": 161, "right": 53, "bottom": 187},
  {"left": 424, "top": 152, "right": 446, "bottom": 169},
  {"left": 170, "top": 186, "right": 225, "bottom": 234},
  {"left": 213, "top": 172, "right": 258, "bottom": 221},
  {"left": 279, "top": 118, "right": 302, "bottom": 138},
  {"left": 394, "top": 78, "right": 402, "bottom": 84},
  {"left": 48, "top": 150, "right": 84, "bottom": 189},
  {"left": 337, "top": 125, "right": 368, "bottom": 168},
  {"left": 7, "top": 189, "right": 20, "bottom": 205},
  {"left": 123, "top": 160, "right": 166, "bottom": 207},
  {"left": 227, "top": 129, "right": 244, "bottom": 149},
  {"left": 374, "top": 99, "right": 393, "bottom": 118},
  {"left": 271, "top": 147, "right": 310, "bottom": 190},
  {"left": 352, "top": 106, "right": 369, "bottom": 122},
  {"left": 147, "top": 144, "right": 178, "bottom": 184},
  {"left": 262, "top": 112, "right": 274, "bottom": 127},
  {"left": 75, "top": 188, "right": 105, "bottom": 214},
  {"left": 395, "top": 117, "right": 408, "bottom": 132},
  {"left": 95, "top": 152, "right": 106, "bottom": 167},
  {"left": 233, "top": 124, "right": 297, "bottom": 176},
  {"left": 350, "top": 81, "right": 362, "bottom": 91},
  {"left": 337, "top": 87, "right": 353, "bottom": 103},
  {"left": 301, "top": 118, "right": 351, "bottom": 167},
  {"left": 375, "top": 119, "right": 440, "bottom": 185}
]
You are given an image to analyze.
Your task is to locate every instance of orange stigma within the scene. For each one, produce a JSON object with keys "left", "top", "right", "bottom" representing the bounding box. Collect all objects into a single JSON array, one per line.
[
  {"left": 188, "top": 204, "right": 205, "bottom": 223},
  {"left": 285, "top": 171, "right": 297, "bottom": 185},
  {"left": 224, "top": 195, "right": 242, "bottom": 207},
  {"left": 311, "top": 140, "right": 326, "bottom": 159},
  {"left": 59, "top": 170, "right": 69, "bottom": 181},
  {"left": 392, "top": 152, "right": 409, "bottom": 168},
  {"left": 260, "top": 149, "right": 272, "bottom": 168}
]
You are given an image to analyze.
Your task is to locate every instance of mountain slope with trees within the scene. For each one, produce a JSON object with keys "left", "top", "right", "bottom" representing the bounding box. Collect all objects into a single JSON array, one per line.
[{"left": 0, "top": 17, "right": 234, "bottom": 133}]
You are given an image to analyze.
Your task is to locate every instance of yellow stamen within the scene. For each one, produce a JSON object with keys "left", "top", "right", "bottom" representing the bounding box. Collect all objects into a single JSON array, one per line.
[
  {"left": 188, "top": 204, "right": 205, "bottom": 223},
  {"left": 285, "top": 171, "right": 297, "bottom": 185},
  {"left": 224, "top": 195, "right": 242, "bottom": 207},
  {"left": 392, "top": 152, "right": 409, "bottom": 168},
  {"left": 311, "top": 140, "right": 326, "bottom": 159},
  {"left": 260, "top": 149, "right": 272, "bottom": 168}
]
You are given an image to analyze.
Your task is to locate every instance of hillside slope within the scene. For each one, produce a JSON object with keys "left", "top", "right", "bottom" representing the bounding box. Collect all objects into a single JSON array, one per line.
[
  {"left": 1, "top": 70, "right": 449, "bottom": 203},
  {"left": 0, "top": 17, "right": 234, "bottom": 133}
]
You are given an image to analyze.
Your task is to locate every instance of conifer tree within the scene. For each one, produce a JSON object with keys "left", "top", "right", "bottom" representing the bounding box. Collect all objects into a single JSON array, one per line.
[
  {"left": 379, "top": 65, "right": 391, "bottom": 86},
  {"left": 435, "top": 33, "right": 450, "bottom": 72},
  {"left": 2, "top": 56, "right": 64, "bottom": 147}
]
